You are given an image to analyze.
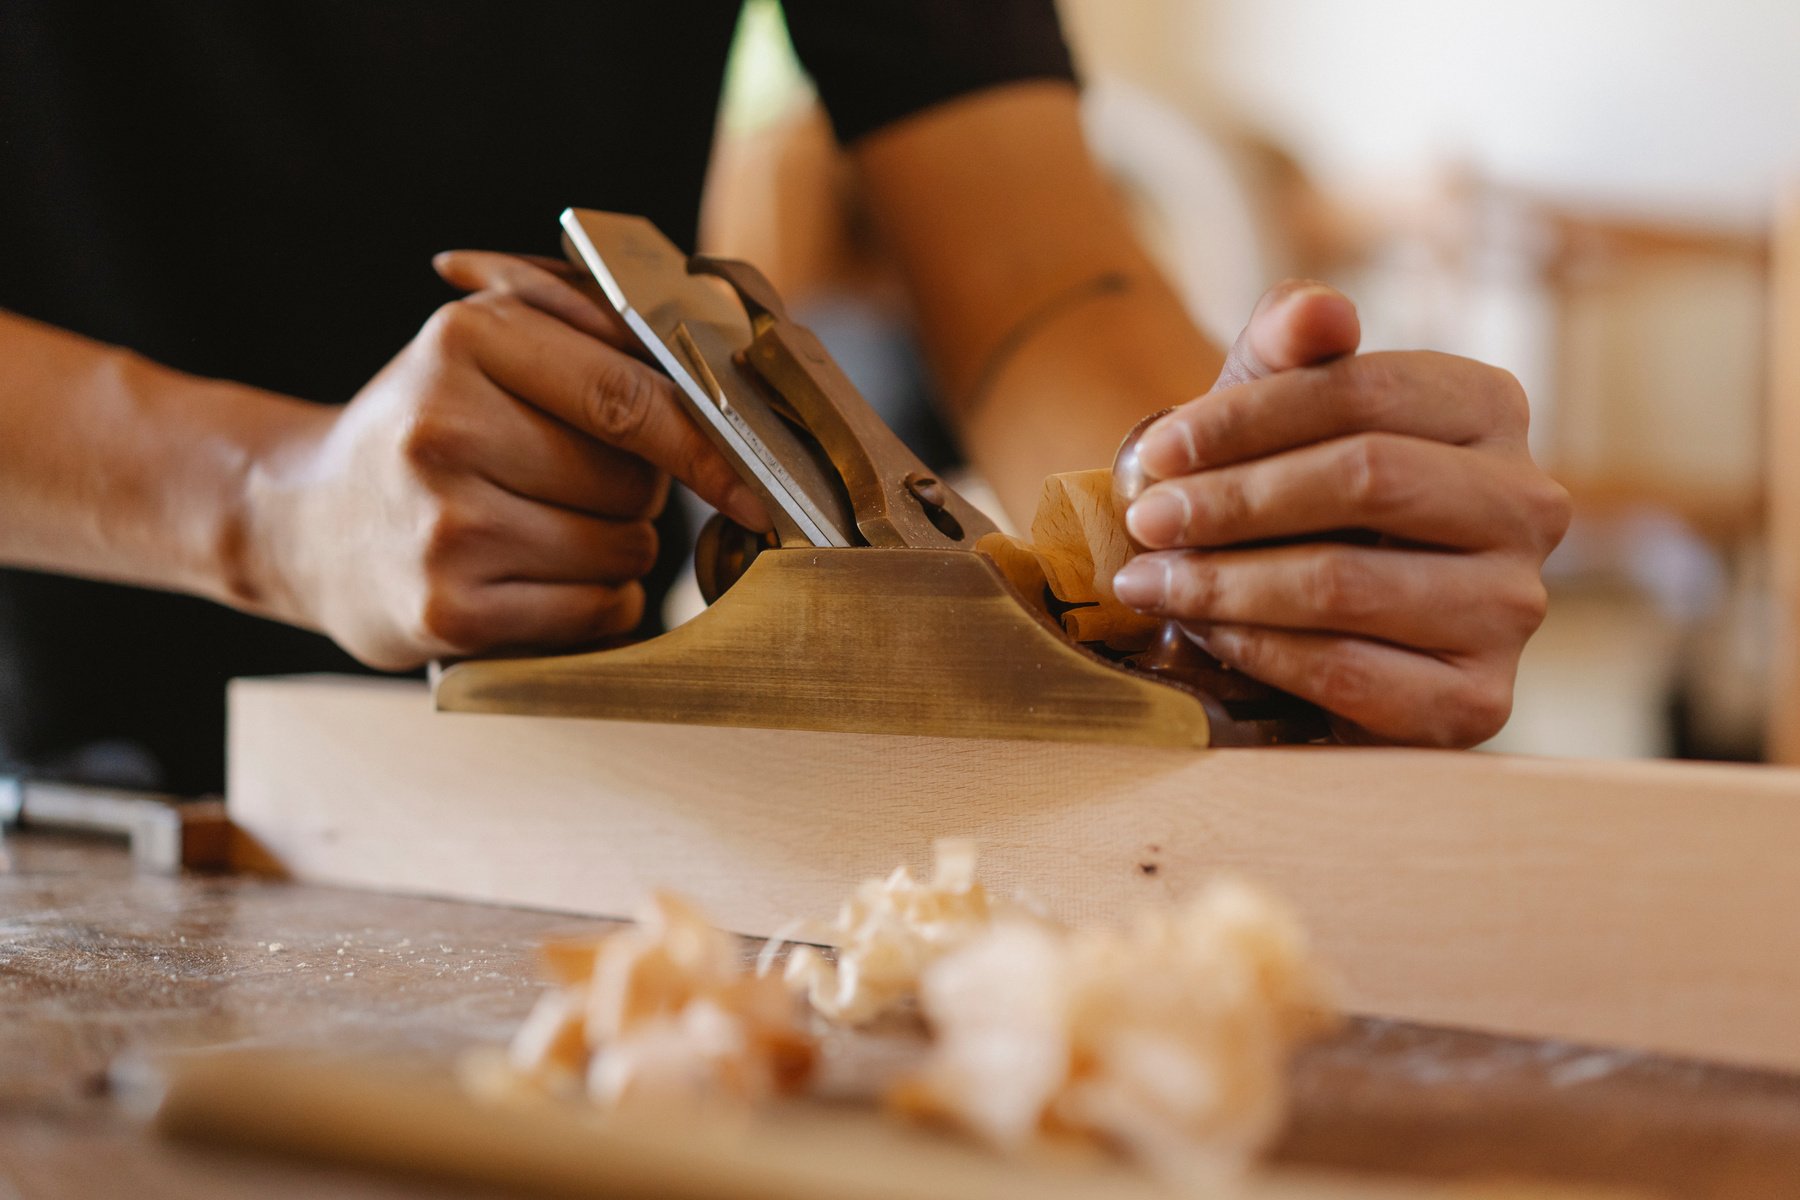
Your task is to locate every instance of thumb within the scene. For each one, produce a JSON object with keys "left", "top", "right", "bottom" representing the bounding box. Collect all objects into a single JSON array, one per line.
[{"left": 1213, "top": 279, "right": 1361, "bottom": 390}]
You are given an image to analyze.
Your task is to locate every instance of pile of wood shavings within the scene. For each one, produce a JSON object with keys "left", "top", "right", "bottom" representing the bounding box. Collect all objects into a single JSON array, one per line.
[
  {"left": 490, "top": 846, "right": 1334, "bottom": 1174},
  {"left": 499, "top": 891, "right": 815, "bottom": 1110}
]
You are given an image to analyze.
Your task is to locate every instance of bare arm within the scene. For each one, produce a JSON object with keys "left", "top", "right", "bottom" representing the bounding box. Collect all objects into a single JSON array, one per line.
[{"left": 0, "top": 310, "right": 317, "bottom": 607}]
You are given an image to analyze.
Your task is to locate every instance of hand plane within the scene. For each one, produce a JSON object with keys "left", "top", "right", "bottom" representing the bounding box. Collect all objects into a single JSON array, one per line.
[{"left": 431, "top": 209, "right": 1329, "bottom": 747}]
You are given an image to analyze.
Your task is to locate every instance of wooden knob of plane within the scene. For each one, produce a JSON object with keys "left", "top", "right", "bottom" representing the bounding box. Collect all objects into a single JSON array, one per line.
[{"left": 694, "top": 513, "right": 773, "bottom": 606}]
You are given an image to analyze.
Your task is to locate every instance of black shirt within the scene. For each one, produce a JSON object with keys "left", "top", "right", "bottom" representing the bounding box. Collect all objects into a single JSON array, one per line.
[{"left": 0, "top": 1, "right": 1073, "bottom": 793}]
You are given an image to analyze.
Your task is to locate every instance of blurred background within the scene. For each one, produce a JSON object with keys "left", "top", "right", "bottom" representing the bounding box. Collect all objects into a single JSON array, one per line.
[{"left": 697, "top": 0, "right": 1800, "bottom": 764}]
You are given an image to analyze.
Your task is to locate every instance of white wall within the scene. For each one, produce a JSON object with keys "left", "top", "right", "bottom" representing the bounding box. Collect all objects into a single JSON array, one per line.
[{"left": 1181, "top": 0, "right": 1800, "bottom": 228}]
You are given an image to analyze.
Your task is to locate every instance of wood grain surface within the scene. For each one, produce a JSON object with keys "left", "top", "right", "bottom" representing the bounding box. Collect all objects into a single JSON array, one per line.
[
  {"left": 157, "top": 1052, "right": 1625, "bottom": 1200},
  {"left": 979, "top": 467, "right": 1160, "bottom": 648},
  {"left": 228, "top": 675, "right": 1800, "bottom": 1075},
  {"left": 5, "top": 834, "right": 1800, "bottom": 1198}
]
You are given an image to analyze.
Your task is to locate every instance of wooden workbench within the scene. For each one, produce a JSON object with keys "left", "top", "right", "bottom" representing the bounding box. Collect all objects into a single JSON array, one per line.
[{"left": 4, "top": 832, "right": 1799, "bottom": 1198}]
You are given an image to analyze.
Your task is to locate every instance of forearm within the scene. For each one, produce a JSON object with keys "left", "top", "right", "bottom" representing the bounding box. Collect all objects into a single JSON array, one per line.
[
  {"left": 0, "top": 310, "right": 326, "bottom": 611},
  {"left": 958, "top": 266, "right": 1224, "bottom": 522}
]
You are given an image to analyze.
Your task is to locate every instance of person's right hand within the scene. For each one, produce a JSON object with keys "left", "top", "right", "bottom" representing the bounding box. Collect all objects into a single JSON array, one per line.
[
  {"left": 245, "top": 255, "right": 769, "bottom": 670},
  {"left": 1111, "top": 281, "right": 1569, "bottom": 748}
]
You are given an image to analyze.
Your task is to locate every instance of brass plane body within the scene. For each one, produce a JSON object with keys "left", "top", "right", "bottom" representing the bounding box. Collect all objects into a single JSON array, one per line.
[{"left": 430, "top": 209, "right": 1329, "bottom": 748}]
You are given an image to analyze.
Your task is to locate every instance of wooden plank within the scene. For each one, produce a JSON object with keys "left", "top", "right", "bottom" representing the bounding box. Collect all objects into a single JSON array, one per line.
[
  {"left": 1769, "top": 185, "right": 1800, "bottom": 762},
  {"left": 228, "top": 674, "right": 1800, "bottom": 1075},
  {"left": 155, "top": 1050, "right": 1633, "bottom": 1200}
]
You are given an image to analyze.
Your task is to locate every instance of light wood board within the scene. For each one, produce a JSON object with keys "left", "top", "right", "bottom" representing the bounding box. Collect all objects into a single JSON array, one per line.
[
  {"left": 228, "top": 674, "right": 1800, "bottom": 1075},
  {"left": 157, "top": 1051, "right": 1630, "bottom": 1200}
]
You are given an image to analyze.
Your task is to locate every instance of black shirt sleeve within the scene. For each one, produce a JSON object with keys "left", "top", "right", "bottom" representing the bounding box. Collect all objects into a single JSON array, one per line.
[{"left": 782, "top": 0, "right": 1077, "bottom": 143}]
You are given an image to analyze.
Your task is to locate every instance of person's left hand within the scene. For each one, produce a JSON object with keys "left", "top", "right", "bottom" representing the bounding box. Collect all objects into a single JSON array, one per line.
[{"left": 1111, "top": 281, "right": 1571, "bottom": 748}]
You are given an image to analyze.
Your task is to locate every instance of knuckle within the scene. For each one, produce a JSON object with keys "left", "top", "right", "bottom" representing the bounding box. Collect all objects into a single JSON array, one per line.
[
  {"left": 400, "top": 406, "right": 466, "bottom": 472},
  {"left": 1335, "top": 354, "right": 1398, "bottom": 423},
  {"left": 1306, "top": 647, "right": 1378, "bottom": 714},
  {"left": 1308, "top": 551, "right": 1380, "bottom": 620},
  {"left": 423, "top": 298, "right": 487, "bottom": 355},
  {"left": 620, "top": 521, "right": 660, "bottom": 578},
  {"left": 1197, "top": 473, "right": 1253, "bottom": 536},
  {"left": 590, "top": 583, "right": 645, "bottom": 635},
  {"left": 583, "top": 357, "right": 658, "bottom": 445},
  {"left": 1531, "top": 476, "right": 1575, "bottom": 544},
  {"left": 416, "top": 591, "right": 485, "bottom": 653},
  {"left": 467, "top": 290, "right": 525, "bottom": 322},
  {"left": 1200, "top": 392, "right": 1245, "bottom": 453},
  {"left": 421, "top": 501, "right": 488, "bottom": 569},
  {"left": 1503, "top": 576, "right": 1550, "bottom": 634},
  {"left": 1337, "top": 435, "right": 1404, "bottom": 511},
  {"left": 1448, "top": 676, "right": 1514, "bottom": 747},
  {"left": 1164, "top": 555, "right": 1219, "bottom": 617},
  {"left": 1208, "top": 625, "right": 1265, "bottom": 672}
]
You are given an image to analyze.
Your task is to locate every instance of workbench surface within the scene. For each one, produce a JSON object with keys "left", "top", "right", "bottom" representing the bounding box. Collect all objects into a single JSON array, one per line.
[{"left": 3, "top": 832, "right": 1798, "bottom": 1198}]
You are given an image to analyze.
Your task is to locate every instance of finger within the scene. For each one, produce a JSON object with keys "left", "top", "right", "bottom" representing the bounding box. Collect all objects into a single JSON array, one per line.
[
  {"left": 1136, "top": 350, "right": 1530, "bottom": 478},
  {"left": 442, "top": 294, "right": 770, "bottom": 530},
  {"left": 1113, "top": 544, "right": 1547, "bottom": 653},
  {"left": 444, "top": 387, "right": 669, "bottom": 519},
  {"left": 1186, "top": 623, "right": 1514, "bottom": 748},
  {"left": 491, "top": 496, "right": 662, "bottom": 585},
  {"left": 438, "top": 249, "right": 585, "bottom": 281},
  {"left": 434, "top": 250, "right": 635, "bottom": 347},
  {"left": 1127, "top": 433, "right": 1549, "bottom": 552},
  {"left": 1214, "top": 279, "right": 1361, "bottom": 389},
  {"left": 501, "top": 509, "right": 659, "bottom": 585},
  {"left": 446, "top": 580, "right": 647, "bottom": 654},
  {"left": 429, "top": 483, "right": 661, "bottom": 584},
  {"left": 502, "top": 252, "right": 585, "bottom": 279}
]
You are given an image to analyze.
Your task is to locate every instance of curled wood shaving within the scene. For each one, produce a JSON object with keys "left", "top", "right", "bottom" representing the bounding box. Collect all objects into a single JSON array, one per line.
[
  {"left": 767, "top": 839, "right": 1041, "bottom": 1025},
  {"left": 891, "top": 878, "right": 1337, "bottom": 1174},
  {"left": 502, "top": 891, "right": 815, "bottom": 1110}
]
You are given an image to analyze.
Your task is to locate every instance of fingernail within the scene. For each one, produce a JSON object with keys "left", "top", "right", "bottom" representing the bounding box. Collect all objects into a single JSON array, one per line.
[
  {"left": 1125, "top": 488, "right": 1191, "bottom": 547},
  {"left": 1136, "top": 413, "right": 1201, "bottom": 477},
  {"left": 1284, "top": 281, "right": 1338, "bottom": 307},
  {"left": 725, "top": 485, "right": 772, "bottom": 532},
  {"left": 1112, "top": 558, "right": 1169, "bottom": 610}
]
